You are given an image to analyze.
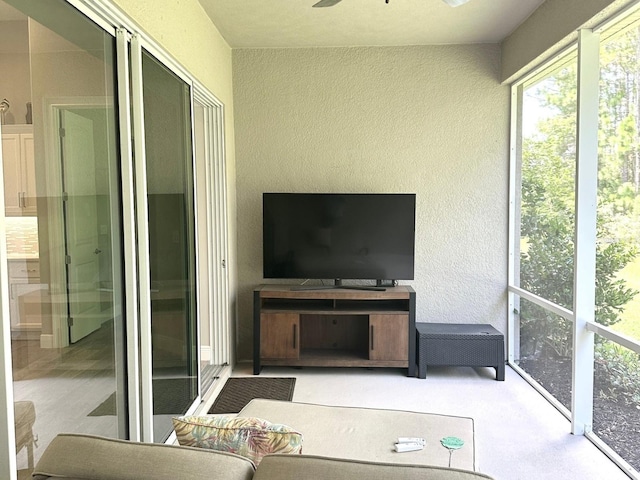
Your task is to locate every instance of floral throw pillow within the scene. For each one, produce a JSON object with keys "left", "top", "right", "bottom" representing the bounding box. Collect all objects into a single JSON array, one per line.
[{"left": 172, "top": 415, "right": 303, "bottom": 466}]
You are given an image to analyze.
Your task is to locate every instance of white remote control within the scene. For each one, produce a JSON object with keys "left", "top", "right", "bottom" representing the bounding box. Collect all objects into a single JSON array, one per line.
[
  {"left": 395, "top": 442, "right": 424, "bottom": 453},
  {"left": 397, "top": 437, "right": 426, "bottom": 445}
]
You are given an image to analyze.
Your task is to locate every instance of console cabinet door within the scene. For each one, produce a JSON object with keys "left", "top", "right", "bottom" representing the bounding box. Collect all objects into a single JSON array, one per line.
[
  {"left": 261, "top": 313, "right": 299, "bottom": 359},
  {"left": 369, "top": 314, "right": 408, "bottom": 361}
]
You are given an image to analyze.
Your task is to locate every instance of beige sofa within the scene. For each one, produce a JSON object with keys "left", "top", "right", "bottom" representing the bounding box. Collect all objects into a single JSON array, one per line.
[{"left": 32, "top": 399, "right": 495, "bottom": 479}]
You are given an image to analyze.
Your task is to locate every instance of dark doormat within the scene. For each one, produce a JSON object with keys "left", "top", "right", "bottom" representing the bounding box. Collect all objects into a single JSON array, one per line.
[
  {"left": 88, "top": 377, "right": 197, "bottom": 416},
  {"left": 208, "top": 377, "right": 296, "bottom": 414}
]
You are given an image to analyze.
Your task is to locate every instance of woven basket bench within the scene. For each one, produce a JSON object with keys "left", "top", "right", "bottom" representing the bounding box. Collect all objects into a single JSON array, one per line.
[{"left": 416, "top": 323, "right": 505, "bottom": 380}]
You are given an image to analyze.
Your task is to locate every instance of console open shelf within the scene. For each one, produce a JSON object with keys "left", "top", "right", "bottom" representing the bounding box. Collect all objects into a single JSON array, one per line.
[{"left": 253, "top": 285, "right": 416, "bottom": 376}]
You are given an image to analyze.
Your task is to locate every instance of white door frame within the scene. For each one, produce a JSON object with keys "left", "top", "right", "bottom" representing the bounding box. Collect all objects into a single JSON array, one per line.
[
  {"left": 193, "top": 90, "right": 230, "bottom": 368},
  {"left": 41, "top": 96, "right": 114, "bottom": 350}
]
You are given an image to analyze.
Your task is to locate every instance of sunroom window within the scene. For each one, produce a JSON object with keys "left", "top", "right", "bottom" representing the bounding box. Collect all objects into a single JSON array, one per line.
[
  {"left": 594, "top": 19, "right": 640, "bottom": 471},
  {"left": 510, "top": 11, "right": 640, "bottom": 477},
  {"left": 514, "top": 56, "right": 577, "bottom": 414}
]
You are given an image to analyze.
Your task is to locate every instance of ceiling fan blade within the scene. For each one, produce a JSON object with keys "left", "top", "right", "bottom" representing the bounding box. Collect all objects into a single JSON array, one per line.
[
  {"left": 313, "top": 0, "right": 343, "bottom": 7},
  {"left": 441, "top": 0, "right": 471, "bottom": 6}
]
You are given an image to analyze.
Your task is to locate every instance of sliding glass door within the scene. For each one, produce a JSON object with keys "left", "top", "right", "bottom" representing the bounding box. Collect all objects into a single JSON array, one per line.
[
  {"left": 139, "top": 50, "right": 198, "bottom": 442},
  {"left": 0, "top": 0, "right": 127, "bottom": 475},
  {"left": 1, "top": 0, "right": 227, "bottom": 476}
]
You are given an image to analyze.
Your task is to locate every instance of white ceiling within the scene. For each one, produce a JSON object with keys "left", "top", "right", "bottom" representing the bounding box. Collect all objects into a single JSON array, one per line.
[{"left": 198, "top": 0, "right": 546, "bottom": 49}]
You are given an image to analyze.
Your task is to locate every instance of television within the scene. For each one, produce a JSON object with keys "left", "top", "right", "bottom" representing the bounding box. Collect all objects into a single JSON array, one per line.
[{"left": 263, "top": 193, "right": 416, "bottom": 285}]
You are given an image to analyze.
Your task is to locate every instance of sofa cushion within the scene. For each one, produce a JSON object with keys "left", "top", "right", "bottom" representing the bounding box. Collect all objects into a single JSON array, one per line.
[
  {"left": 239, "top": 399, "right": 476, "bottom": 470},
  {"left": 32, "top": 433, "right": 255, "bottom": 480},
  {"left": 253, "top": 454, "right": 495, "bottom": 480},
  {"left": 173, "top": 415, "right": 303, "bottom": 465}
]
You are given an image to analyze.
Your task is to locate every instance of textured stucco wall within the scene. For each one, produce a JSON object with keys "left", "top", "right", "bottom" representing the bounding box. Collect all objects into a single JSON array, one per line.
[{"left": 233, "top": 45, "right": 509, "bottom": 362}]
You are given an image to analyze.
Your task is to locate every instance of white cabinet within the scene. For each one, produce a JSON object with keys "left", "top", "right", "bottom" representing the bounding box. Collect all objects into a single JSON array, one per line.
[
  {"left": 8, "top": 258, "right": 42, "bottom": 339},
  {"left": 2, "top": 125, "right": 36, "bottom": 216}
]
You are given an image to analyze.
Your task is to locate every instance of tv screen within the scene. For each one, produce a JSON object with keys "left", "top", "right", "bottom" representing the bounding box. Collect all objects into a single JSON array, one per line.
[{"left": 263, "top": 193, "right": 415, "bottom": 281}]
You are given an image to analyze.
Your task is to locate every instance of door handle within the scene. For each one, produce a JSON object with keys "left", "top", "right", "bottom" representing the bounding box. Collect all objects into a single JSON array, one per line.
[
  {"left": 292, "top": 324, "right": 297, "bottom": 349},
  {"left": 94, "top": 249, "right": 102, "bottom": 255},
  {"left": 370, "top": 325, "right": 374, "bottom": 351}
]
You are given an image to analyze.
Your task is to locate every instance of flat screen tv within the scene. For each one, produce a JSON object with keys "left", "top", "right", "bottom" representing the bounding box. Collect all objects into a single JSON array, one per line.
[{"left": 263, "top": 193, "right": 415, "bottom": 283}]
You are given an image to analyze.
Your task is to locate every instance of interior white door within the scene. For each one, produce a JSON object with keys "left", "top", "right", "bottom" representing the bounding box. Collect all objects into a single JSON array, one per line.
[{"left": 60, "top": 109, "right": 105, "bottom": 343}]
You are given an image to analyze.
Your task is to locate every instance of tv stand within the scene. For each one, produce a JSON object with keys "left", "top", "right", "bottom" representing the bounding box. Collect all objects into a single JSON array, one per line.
[{"left": 253, "top": 285, "right": 416, "bottom": 376}]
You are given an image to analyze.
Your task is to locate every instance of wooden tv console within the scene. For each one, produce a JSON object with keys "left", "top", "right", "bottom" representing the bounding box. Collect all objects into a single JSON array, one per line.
[{"left": 253, "top": 285, "right": 416, "bottom": 376}]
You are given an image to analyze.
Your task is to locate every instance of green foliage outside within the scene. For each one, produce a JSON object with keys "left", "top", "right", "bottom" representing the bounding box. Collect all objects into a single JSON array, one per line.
[
  {"left": 595, "top": 340, "right": 640, "bottom": 406},
  {"left": 616, "top": 257, "right": 640, "bottom": 340},
  {"left": 519, "top": 29, "right": 640, "bottom": 363}
]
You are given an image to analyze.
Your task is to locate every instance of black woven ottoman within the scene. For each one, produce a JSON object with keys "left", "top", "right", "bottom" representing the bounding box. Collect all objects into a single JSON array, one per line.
[{"left": 416, "top": 323, "right": 505, "bottom": 380}]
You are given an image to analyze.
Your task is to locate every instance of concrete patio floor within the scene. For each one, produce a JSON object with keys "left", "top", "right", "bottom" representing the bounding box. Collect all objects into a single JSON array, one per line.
[{"left": 201, "top": 363, "right": 633, "bottom": 479}]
